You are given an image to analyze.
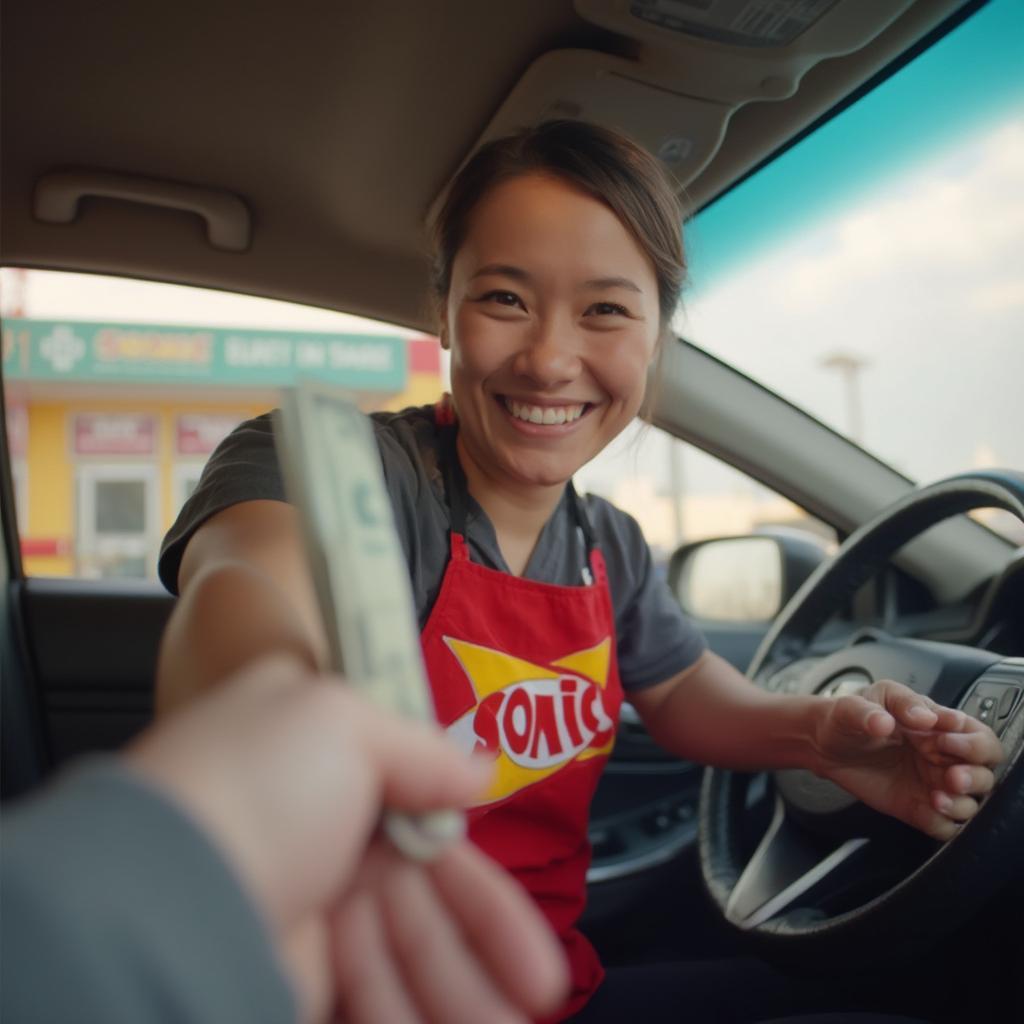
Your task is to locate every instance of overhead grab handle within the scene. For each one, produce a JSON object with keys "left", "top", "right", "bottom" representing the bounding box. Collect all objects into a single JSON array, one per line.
[{"left": 33, "top": 170, "right": 251, "bottom": 252}]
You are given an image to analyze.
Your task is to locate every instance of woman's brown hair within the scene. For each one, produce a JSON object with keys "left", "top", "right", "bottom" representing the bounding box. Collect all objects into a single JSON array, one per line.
[{"left": 429, "top": 120, "right": 686, "bottom": 332}]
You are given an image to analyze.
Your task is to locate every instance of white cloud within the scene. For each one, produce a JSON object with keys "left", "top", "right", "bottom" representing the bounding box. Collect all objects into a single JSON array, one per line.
[
  {"left": 969, "top": 279, "right": 1024, "bottom": 314},
  {"left": 705, "top": 118, "right": 1024, "bottom": 319}
]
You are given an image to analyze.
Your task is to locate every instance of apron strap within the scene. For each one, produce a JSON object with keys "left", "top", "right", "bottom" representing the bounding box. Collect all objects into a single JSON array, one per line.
[
  {"left": 437, "top": 421, "right": 599, "bottom": 578},
  {"left": 439, "top": 423, "right": 473, "bottom": 539}
]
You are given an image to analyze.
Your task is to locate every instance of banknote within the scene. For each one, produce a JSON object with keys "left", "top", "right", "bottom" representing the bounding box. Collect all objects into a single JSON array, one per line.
[{"left": 275, "top": 380, "right": 464, "bottom": 859}]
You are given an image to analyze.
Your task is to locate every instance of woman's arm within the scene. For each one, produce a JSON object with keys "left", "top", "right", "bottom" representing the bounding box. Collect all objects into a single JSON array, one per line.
[
  {"left": 628, "top": 651, "right": 828, "bottom": 772},
  {"left": 155, "top": 499, "right": 330, "bottom": 716}
]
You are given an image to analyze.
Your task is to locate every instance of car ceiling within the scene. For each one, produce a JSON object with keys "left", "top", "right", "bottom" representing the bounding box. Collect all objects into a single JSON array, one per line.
[{"left": 2, "top": 0, "right": 974, "bottom": 332}]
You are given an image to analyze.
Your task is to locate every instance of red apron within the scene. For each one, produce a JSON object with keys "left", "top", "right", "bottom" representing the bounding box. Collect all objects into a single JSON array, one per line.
[{"left": 420, "top": 412, "right": 623, "bottom": 1021}]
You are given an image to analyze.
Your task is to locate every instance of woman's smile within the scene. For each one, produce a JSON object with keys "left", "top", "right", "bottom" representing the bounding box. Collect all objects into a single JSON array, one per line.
[{"left": 497, "top": 396, "right": 592, "bottom": 430}]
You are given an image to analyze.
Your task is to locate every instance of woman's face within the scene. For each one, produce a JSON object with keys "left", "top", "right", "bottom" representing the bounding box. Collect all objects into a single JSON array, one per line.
[{"left": 442, "top": 173, "right": 661, "bottom": 495}]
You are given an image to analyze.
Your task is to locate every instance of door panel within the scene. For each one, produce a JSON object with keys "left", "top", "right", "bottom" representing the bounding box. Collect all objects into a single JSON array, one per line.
[
  {"left": 18, "top": 578, "right": 172, "bottom": 765},
  {"left": 692, "top": 622, "right": 765, "bottom": 674}
]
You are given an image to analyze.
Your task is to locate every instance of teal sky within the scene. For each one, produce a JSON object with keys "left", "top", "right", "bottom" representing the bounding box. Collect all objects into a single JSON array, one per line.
[{"left": 687, "top": 0, "right": 1024, "bottom": 296}]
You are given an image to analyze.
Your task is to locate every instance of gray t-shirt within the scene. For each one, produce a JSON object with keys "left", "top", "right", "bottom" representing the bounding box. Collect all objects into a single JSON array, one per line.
[{"left": 159, "top": 405, "right": 705, "bottom": 690}]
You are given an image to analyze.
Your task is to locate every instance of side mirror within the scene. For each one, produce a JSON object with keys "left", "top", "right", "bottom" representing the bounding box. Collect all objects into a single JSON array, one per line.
[{"left": 667, "top": 532, "right": 829, "bottom": 624}]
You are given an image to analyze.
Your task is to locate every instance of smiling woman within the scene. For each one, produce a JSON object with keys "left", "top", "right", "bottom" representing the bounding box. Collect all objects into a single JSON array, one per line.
[
  {"left": 151, "top": 119, "right": 1003, "bottom": 1024},
  {"left": 156, "top": 121, "right": 711, "bottom": 1019}
]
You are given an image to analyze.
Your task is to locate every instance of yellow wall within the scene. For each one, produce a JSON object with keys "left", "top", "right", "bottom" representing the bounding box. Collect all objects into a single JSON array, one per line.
[{"left": 22, "top": 403, "right": 75, "bottom": 577}]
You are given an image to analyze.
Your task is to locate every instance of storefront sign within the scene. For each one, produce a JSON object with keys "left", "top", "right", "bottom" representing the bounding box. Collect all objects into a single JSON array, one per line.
[
  {"left": 2, "top": 319, "right": 408, "bottom": 392},
  {"left": 74, "top": 414, "right": 157, "bottom": 455},
  {"left": 176, "top": 414, "right": 241, "bottom": 455}
]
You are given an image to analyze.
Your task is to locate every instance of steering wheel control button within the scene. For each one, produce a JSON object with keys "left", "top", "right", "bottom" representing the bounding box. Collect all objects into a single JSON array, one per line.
[
  {"left": 997, "top": 686, "right": 1019, "bottom": 719},
  {"left": 644, "top": 810, "right": 675, "bottom": 836},
  {"left": 589, "top": 829, "right": 625, "bottom": 860},
  {"left": 674, "top": 802, "right": 694, "bottom": 823},
  {"left": 961, "top": 673, "right": 1024, "bottom": 736}
]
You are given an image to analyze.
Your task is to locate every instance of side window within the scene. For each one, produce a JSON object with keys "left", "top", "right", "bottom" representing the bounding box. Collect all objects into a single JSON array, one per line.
[
  {"left": 0, "top": 270, "right": 445, "bottom": 580},
  {"left": 575, "top": 420, "right": 836, "bottom": 573}
]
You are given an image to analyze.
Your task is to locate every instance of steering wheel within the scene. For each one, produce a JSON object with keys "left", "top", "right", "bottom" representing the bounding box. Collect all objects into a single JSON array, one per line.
[{"left": 698, "top": 470, "right": 1024, "bottom": 963}]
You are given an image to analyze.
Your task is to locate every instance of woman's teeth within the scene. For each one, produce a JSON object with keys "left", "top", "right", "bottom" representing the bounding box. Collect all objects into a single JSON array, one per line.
[{"left": 504, "top": 399, "right": 586, "bottom": 425}]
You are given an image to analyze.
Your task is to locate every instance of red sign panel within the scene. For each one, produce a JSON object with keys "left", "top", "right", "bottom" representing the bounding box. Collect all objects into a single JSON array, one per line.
[
  {"left": 408, "top": 336, "right": 442, "bottom": 375},
  {"left": 74, "top": 414, "right": 156, "bottom": 455}
]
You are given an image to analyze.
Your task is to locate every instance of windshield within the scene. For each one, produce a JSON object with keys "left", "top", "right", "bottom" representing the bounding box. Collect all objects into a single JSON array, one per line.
[{"left": 679, "top": 0, "right": 1023, "bottom": 494}]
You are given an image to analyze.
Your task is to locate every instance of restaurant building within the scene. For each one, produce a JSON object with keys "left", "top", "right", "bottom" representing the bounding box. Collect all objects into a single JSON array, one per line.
[{"left": 2, "top": 317, "right": 442, "bottom": 578}]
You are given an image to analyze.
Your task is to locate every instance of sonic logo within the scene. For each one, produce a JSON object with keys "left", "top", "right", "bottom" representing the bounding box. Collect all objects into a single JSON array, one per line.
[
  {"left": 473, "top": 676, "right": 614, "bottom": 769},
  {"left": 441, "top": 636, "right": 618, "bottom": 806}
]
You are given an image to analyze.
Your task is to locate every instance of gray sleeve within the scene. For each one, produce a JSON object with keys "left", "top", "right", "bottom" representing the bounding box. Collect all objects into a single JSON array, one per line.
[
  {"left": 1, "top": 760, "right": 295, "bottom": 1024},
  {"left": 590, "top": 497, "right": 707, "bottom": 691},
  {"left": 159, "top": 413, "right": 285, "bottom": 594}
]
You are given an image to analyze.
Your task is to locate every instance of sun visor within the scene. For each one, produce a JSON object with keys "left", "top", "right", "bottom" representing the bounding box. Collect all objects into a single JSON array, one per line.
[
  {"left": 428, "top": 48, "right": 734, "bottom": 223},
  {"left": 427, "top": 0, "right": 928, "bottom": 223}
]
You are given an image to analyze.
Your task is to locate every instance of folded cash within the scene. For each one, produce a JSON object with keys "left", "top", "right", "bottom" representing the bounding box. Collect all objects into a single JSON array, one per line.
[{"left": 275, "top": 380, "right": 464, "bottom": 860}]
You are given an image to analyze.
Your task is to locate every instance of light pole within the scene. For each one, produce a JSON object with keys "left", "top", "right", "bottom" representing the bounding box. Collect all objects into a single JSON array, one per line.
[
  {"left": 667, "top": 436, "right": 685, "bottom": 545},
  {"left": 821, "top": 351, "right": 868, "bottom": 443}
]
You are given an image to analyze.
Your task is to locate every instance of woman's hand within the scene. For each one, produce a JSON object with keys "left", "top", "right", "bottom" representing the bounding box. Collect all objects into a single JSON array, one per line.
[{"left": 813, "top": 679, "right": 1005, "bottom": 840}]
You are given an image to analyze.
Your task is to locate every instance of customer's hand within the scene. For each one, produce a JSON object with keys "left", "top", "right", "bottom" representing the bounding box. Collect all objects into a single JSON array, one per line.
[{"left": 127, "top": 654, "right": 568, "bottom": 1023}]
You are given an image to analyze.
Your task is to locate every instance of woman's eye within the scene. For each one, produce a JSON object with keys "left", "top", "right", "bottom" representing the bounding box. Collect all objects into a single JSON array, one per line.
[
  {"left": 587, "top": 301, "right": 630, "bottom": 317},
  {"left": 482, "top": 290, "right": 524, "bottom": 309}
]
